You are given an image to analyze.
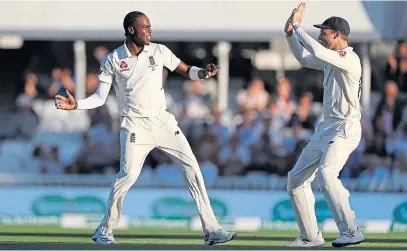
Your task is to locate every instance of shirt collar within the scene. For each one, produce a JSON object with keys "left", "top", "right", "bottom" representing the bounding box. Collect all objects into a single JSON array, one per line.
[
  {"left": 123, "top": 41, "right": 149, "bottom": 58},
  {"left": 342, "top": 47, "right": 353, "bottom": 51}
]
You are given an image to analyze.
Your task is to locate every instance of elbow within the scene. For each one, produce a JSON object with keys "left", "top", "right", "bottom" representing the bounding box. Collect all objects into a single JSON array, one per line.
[
  {"left": 292, "top": 55, "right": 307, "bottom": 67},
  {"left": 92, "top": 94, "right": 107, "bottom": 108},
  {"left": 99, "top": 95, "right": 108, "bottom": 106},
  {"left": 297, "top": 57, "right": 310, "bottom": 68},
  {"left": 298, "top": 59, "right": 308, "bottom": 67}
]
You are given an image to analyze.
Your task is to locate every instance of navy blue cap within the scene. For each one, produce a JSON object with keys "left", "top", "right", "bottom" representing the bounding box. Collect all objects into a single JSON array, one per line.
[{"left": 313, "top": 16, "right": 350, "bottom": 36}]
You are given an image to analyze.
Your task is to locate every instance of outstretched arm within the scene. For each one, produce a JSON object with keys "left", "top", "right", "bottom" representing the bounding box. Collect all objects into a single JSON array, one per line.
[
  {"left": 175, "top": 62, "right": 220, "bottom": 80},
  {"left": 76, "top": 81, "right": 111, "bottom": 109},
  {"left": 55, "top": 55, "right": 114, "bottom": 111},
  {"left": 161, "top": 44, "right": 220, "bottom": 80},
  {"left": 54, "top": 81, "right": 112, "bottom": 111}
]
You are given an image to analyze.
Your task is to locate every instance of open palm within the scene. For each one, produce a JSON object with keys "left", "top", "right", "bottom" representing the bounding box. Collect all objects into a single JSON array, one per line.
[
  {"left": 54, "top": 90, "right": 77, "bottom": 110},
  {"left": 293, "top": 2, "right": 306, "bottom": 24}
]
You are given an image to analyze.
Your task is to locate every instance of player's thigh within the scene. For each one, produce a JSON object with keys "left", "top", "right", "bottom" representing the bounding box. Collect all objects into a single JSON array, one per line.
[
  {"left": 154, "top": 113, "right": 198, "bottom": 166},
  {"left": 318, "top": 136, "right": 360, "bottom": 178},
  {"left": 118, "top": 128, "right": 155, "bottom": 179},
  {"left": 315, "top": 137, "right": 359, "bottom": 194},
  {"left": 158, "top": 131, "right": 198, "bottom": 168},
  {"left": 287, "top": 142, "right": 323, "bottom": 191}
]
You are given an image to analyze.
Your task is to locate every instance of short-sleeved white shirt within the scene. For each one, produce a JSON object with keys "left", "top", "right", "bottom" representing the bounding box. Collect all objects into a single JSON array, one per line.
[{"left": 98, "top": 42, "right": 181, "bottom": 117}]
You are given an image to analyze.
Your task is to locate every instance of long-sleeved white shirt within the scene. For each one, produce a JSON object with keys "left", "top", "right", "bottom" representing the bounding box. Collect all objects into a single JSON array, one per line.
[
  {"left": 76, "top": 42, "right": 181, "bottom": 117},
  {"left": 286, "top": 27, "right": 362, "bottom": 121}
]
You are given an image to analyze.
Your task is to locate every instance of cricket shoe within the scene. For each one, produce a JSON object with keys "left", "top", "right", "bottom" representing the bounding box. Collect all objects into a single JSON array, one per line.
[
  {"left": 284, "top": 230, "right": 325, "bottom": 247},
  {"left": 332, "top": 228, "right": 364, "bottom": 248},
  {"left": 204, "top": 229, "right": 237, "bottom": 245},
  {"left": 91, "top": 227, "right": 100, "bottom": 242},
  {"left": 92, "top": 228, "right": 117, "bottom": 244}
]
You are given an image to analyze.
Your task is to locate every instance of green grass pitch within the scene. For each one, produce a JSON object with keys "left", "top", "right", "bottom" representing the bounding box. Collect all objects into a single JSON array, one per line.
[{"left": 0, "top": 225, "right": 406, "bottom": 250}]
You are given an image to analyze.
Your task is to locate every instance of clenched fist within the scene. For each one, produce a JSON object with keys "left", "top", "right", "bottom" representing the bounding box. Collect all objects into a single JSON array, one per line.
[{"left": 204, "top": 63, "right": 221, "bottom": 78}]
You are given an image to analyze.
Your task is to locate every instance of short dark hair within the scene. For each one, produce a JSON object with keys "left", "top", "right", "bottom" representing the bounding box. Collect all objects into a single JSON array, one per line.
[{"left": 123, "top": 11, "right": 146, "bottom": 36}]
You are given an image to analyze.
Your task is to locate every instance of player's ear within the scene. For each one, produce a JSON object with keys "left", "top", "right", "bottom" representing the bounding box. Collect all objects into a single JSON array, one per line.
[{"left": 128, "top": 26, "right": 135, "bottom": 35}]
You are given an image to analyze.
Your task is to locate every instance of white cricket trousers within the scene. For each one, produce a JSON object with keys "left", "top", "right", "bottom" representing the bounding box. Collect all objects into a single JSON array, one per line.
[
  {"left": 287, "top": 118, "right": 361, "bottom": 241},
  {"left": 98, "top": 111, "right": 221, "bottom": 235}
]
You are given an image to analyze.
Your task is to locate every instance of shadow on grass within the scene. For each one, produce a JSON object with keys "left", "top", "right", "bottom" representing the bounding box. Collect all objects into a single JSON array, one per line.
[
  {"left": 0, "top": 232, "right": 405, "bottom": 243},
  {"left": 0, "top": 242, "right": 404, "bottom": 250}
]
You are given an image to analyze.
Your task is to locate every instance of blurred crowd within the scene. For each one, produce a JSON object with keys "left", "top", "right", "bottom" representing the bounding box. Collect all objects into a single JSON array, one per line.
[{"left": 1, "top": 41, "right": 407, "bottom": 191}]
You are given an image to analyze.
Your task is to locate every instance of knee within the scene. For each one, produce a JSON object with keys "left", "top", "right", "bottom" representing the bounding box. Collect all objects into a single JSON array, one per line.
[
  {"left": 184, "top": 162, "right": 202, "bottom": 178},
  {"left": 316, "top": 167, "right": 332, "bottom": 193},
  {"left": 287, "top": 169, "right": 316, "bottom": 194},
  {"left": 181, "top": 158, "right": 200, "bottom": 173},
  {"left": 116, "top": 168, "right": 139, "bottom": 182},
  {"left": 316, "top": 167, "right": 350, "bottom": 196}
]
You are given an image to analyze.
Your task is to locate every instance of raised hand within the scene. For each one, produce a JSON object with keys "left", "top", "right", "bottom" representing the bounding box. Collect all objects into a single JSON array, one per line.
[
  {"left": 285, "top": 7, "right": 298, "bottom": 34},
  {"left": 293, "top": 2, "right": 306, "bottom": 24}
]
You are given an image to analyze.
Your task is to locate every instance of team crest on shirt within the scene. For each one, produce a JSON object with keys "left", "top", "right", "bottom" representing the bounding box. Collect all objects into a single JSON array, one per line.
[
  {"left": 148, "top": 56, "right": 158, "bottom": 71},
  {"left": 339, "top": 51, "right": 347, "bottom": 57},
  {"left": 120, "top": 60, "right": 129, "bottom": 72}
]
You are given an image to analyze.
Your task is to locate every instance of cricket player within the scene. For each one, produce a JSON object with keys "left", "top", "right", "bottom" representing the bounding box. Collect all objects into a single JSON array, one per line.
[
  {"left": 54, "top": 11, "right": 236, "bottom": 245},
  {"left": 283, "top": 3, "right": 365, "bottom": 247}
]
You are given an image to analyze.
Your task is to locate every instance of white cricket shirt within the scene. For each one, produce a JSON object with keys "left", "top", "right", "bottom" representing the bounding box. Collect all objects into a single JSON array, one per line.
[
  {"left": 77, "top": 42, "right": 181, "bottom": 117},
  {"left": 286, "top": 27, "right": 362, "bottom": 121}
]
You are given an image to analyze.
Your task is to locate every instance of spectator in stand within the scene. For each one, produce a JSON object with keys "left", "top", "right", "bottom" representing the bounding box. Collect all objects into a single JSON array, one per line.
[
  {"left": 235, "top": 108, "right": 263, "bottom": 147},
  {"left": 183, "top": 79, "right": 210, "bottom": 120},
  {"left": 359, "top": 154, "right": 390, "bottom": 191},
  {"left": 236, "top": 78, "right": 269, "bottom": 113},
  {"left": 196, "top": 140, "right": 219, "bottom": 184},
  {"left": 372, "top": 80, "right": 405, "bottom": 137},
  {"left": 9, "top": 95, "right": 38, "bottom": 140},
  {"left": 275, "top": 77, "right": 296, "bottom": 124},
  {"left": 94, "top": 46, "right": 110, "bottom": 64},
  {"left": 48, "top": 68, "right": 76, "bottom": 97},
  {"left": 385, "top": 109, "right": 407, "bottom": 161},
  {"left": 385, "top": 40, "right": 407, "bottom": 93},
  {"left": 24, "top": 72, "right": 38, "bottom": 98},
  {"left": 193, "top": 122, "right": 220, "bottom": 166},
  {"left": 219, "top": 134, "right": 250, "bottom": 176},
  {"left": 247, "top": 129, "right": 275, "bottom": 174},
  {"left": 207, "top": 106, "right": 230, "bottom": 147},
  {"left": 22, "top": 71, "right": 56, "bottom": 100},
  {"left": 268, "top": 96, "right": 287, "bottom": 134},
  {"left": 86, "top": 70, "right": 99, "bottom": 95},
  {"left": 391, "top": 154, "right": 407, "bottom": 191},
  {"left": 288, "top": 92, "right": 316, "bottom": 130}
]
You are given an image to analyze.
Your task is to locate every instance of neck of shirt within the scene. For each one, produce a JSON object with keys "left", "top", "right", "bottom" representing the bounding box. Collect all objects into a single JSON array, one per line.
[{"left": 125, "top": 39, "right": 144, "bottom": 56}]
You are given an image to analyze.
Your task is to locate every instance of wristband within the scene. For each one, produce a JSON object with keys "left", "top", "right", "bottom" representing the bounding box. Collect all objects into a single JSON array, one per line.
[
  {"left": 292, "top": 22, "right": 301, "bottom": 29},
  {"left": 188, "top": 66, "right": 206, "bottom": 80}
]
